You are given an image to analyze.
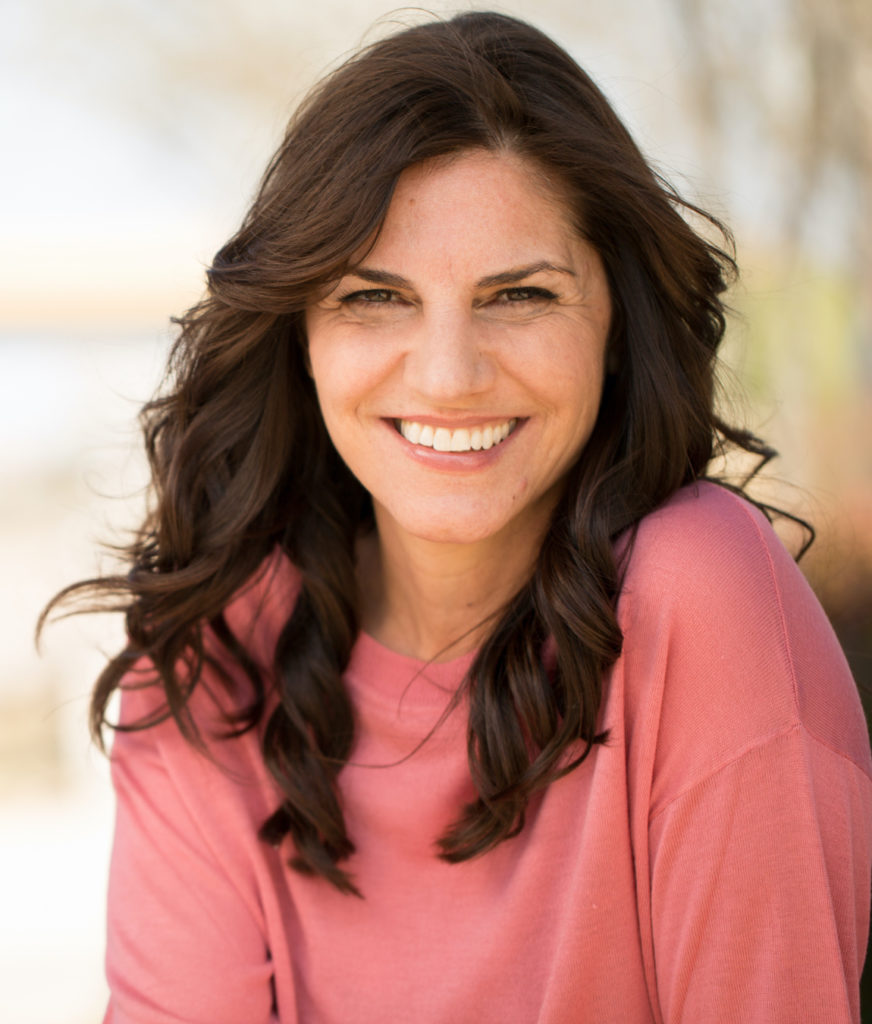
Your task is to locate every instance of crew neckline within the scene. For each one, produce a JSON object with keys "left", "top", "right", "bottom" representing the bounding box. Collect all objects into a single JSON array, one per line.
[{"left": 346, "top": 630, "right": 478, "bottom": 710}]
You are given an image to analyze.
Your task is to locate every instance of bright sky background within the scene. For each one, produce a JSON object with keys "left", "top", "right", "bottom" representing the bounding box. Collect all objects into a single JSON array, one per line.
[{"left": 5, "top": 0, "right": 831, "bottom": 329}]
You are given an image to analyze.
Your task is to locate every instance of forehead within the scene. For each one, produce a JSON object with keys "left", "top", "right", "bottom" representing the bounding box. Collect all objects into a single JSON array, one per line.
[{"left": 364, "top": 149, "right": 582, "bottom": 265}]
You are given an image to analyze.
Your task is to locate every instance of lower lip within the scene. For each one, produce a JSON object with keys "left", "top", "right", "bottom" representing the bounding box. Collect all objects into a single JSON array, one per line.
[{"left": 385, "top": 419, "right": 524, "bottom": 470}]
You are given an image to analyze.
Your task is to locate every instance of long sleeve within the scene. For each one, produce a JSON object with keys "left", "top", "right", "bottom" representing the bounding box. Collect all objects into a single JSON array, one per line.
[
  {"left": 104, "top": 682, "right": 279, "bottom": 1024},
  {"left": 620, "top": 484, "right": 872, "bottom": 1023},
  {"left": 649, "top": 726, "right": 871, "bottom": 1022}
]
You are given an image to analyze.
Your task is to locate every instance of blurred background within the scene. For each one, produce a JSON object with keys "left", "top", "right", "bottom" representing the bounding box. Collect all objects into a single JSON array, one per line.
[{"left": 2, "top": 1, "right": 870, "bottom": 1020}]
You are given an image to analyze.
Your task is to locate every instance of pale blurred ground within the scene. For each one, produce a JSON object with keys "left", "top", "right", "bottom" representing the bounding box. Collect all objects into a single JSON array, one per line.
[
  {"left": 1, "top": 332, "right": 163, "bottom": 1020},
  {"left": 2, "top": 1, "right": 870, "bottom": 1021}
]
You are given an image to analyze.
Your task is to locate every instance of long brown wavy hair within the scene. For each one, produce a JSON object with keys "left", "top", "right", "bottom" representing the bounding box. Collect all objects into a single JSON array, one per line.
[{"left": 42, "top": 11, "right": 793, "bottom": 894}]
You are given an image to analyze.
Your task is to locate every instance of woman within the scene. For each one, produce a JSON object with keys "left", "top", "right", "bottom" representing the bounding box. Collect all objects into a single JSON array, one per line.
[{"left": 50, "top": 11, "right": 871, "bottom": 1023}]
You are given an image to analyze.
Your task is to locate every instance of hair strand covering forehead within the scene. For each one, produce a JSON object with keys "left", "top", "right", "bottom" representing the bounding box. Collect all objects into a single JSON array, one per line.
[{"left": 42, "top": 10, "right": 805, "bottom": 896}]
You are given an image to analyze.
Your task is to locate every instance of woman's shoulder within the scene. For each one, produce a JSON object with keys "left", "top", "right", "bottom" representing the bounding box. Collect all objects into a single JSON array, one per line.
[
  {"left": 625, "top": 480, "right": 788, "bottom": 588},
  {"left": 116, "top": 548, "right": 301, "bottom": 737},
  {"left": 616, "top": 481, "right": 871, "bottom": 788},
  {"left": 619, "top": 480, "right": 834, "bottom": 675},
  {"left": 620, "top": 480, "right": 833, "bottom": 637},
  {"left": 622, "top": 481, "right": 843, "bottom": 664}
]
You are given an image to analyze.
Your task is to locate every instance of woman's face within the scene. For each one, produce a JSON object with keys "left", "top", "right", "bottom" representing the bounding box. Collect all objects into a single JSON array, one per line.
[{"left": 305, "top": 148, "right": 612, "bottom": 553}]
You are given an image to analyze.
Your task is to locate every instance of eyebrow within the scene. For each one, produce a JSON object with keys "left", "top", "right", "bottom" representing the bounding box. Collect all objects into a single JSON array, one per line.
[{"left": 345, "top": 261, "right": 576, "bottom": 289}]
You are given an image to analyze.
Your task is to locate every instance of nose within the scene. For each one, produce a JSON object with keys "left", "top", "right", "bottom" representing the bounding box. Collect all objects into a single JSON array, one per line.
[{"left": 402, "top": 309, "right": 495, "bottom": 402}]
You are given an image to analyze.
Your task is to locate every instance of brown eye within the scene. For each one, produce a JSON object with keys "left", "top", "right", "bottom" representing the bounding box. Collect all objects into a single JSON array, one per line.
[
  {"left": 497, "top": 287, "right": 556, "bottom": 303},
  {"left": 340, "top": 289, "right": 399, "bottom": 304}
]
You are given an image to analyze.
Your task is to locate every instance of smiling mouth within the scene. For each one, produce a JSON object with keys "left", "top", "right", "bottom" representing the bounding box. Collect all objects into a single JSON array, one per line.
[{"left": 395, "top": 418, "right": 518, "bottom": 453}]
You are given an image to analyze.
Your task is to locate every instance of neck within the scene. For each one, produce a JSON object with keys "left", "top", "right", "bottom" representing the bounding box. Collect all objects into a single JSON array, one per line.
[{"left": 357, "top": 513, "right": 549, "bottom": 662}]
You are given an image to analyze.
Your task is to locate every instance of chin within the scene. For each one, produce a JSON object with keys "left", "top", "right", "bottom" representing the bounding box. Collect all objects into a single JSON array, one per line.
[
  {"left": 398, "top": 517, "right": 504, "bottom": 547},
  {"left": 427, "top": 528, "right": 501, "bottom": 547},
  {"left": 378, "top": 494, "right": 544, "bottom": 549}
]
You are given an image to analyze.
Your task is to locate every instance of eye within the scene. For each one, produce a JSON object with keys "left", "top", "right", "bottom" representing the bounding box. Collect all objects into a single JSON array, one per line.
[
  {"left": 493, "top": 286, "right": 557, "bottom": 304},
  {"left": 338, "top": 288, "right": 402, "bottom": 305}
]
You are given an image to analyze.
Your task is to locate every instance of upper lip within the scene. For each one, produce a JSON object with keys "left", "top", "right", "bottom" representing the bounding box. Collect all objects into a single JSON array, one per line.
[{"left": 389, "top": 414, "right": 522, "bottom": 428}]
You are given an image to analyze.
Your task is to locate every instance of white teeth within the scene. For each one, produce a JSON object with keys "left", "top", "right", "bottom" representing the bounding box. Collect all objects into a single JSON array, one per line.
[
  {"left": 398, "top": 418, "right": 517, "bottom": 453},
  {"left": 433, "top": 427, "right": 451, "bottom": 452},
  {"left": 450, "top": 429, "right": 470, "bottom": 452}
]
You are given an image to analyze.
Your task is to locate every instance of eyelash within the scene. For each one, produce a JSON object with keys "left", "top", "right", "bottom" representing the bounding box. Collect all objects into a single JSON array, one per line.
[
  {"left": 337, "top": 286, "right": 557, "bottom": 305},
  {"left": 338, "top": 288, "right": 399, "bottom": 304},
  {"left": 495, "top": 286, "right": 556, "bottom": 303}
]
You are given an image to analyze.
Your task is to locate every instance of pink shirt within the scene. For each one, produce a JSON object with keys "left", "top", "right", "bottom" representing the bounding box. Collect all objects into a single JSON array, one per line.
[{"left": 104, "top": 483, "right": 872, "bottom": 1022}]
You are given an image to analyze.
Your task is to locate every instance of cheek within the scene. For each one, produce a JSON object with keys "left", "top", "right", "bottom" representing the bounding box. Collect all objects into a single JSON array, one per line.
[
  {"left": 310, "top": 333, "right": 394, "bottom": 394},
  {"left": 307, "top": 355, "right": 348, "bottom": 441},
  {"left": 308, "top": 348, "right": 389, "bottom": 448},
  {"left": 308, "top": 340, "right": 352, "bottom": 400},
  {"left": 529, "top": 345, "right": 606, "bottom": 409}
]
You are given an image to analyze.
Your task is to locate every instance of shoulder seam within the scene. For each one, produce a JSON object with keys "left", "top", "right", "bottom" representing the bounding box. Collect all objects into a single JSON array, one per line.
[{"left": 649, "top": 721, "right": 872, "bottom": 824}]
